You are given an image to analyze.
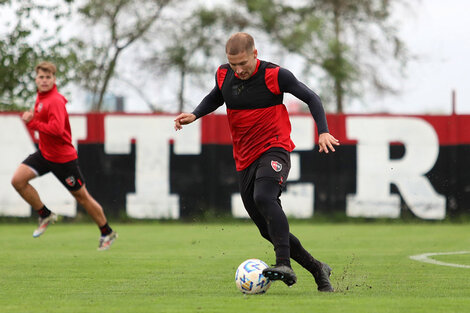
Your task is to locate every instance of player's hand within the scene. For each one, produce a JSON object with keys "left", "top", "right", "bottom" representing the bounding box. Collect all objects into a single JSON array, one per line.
[
  {"left": 318, "top": 132, "right": 340, "bottom": 153},
  {"left": 21, "top": 109, "right": 34, "bottom": 123},
  {"left": 174, "top": 113, "right": 196, "bottom": 131}
]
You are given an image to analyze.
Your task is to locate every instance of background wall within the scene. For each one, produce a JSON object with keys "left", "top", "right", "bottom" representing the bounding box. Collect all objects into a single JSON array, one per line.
[{"left": 1, "top": 112, "right": 469, "bottom": 220}]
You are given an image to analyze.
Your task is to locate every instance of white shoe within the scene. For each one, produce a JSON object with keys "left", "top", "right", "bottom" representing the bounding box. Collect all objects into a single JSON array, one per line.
[
  {"left": 33, "top": 213, "right": 58, "bottom": 238},
  {"left": 97, "top": 231, "right": 118, "bottom": 251}
]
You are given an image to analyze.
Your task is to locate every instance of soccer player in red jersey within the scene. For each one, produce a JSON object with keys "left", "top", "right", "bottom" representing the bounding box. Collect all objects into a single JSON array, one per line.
[
  {"left": 174, "top": 33, "right": 339, "bottom": 291},
  {"left": 11, "top": 61, "right": 117, "bottom": 250}
]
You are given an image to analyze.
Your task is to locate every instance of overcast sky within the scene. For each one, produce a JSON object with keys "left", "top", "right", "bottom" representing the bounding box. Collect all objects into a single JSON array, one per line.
[
  {"left": 52, "top": 0, "right": 470, "bottom": 114},
  {"left": 124, "top": 0, "right": 470, "bottom": 115},
  {"left": 352, "top": 0, "right": 470, "bottom": 114}
]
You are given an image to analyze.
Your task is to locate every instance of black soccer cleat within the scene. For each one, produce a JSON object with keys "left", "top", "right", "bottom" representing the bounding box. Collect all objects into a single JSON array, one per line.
[
  {"left": 313, "top": 263, "right": 334, "bottom": 292},
  {"left": 262, "top": 265, "right": 297, "bottom": 287}
]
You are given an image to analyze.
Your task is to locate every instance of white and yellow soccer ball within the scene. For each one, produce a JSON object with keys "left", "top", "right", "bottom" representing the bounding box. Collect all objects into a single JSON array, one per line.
[{"left": 235, "top": 259, "right": 272, "bottom": 294}]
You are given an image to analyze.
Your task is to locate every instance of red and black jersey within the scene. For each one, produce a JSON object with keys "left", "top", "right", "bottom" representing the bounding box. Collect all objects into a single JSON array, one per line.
[
  {"left": 26, "top": 85, "right": 77, "bottom": 163},
  {"left": 193, "top": 59, "right": 329, "bottom": 171},
  {"left": 217, "top": 60, "right": 294, "bottom": 171}
]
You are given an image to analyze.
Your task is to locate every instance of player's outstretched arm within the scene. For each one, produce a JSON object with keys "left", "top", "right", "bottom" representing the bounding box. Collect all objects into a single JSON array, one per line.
[
  {"left": 174, "top": 113, "right": 196, "bottom": 131},
  {"left": 318, "top": 132, "right": 340, "bottom": 153}
]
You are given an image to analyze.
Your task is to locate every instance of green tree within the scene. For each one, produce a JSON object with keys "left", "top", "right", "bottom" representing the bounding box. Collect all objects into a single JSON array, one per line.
[
  {"left": 236, "top": 0, "right": 413, "bottom": 113},
  {"left": 143, "top": 7, "right": 249, "bottom": 112},
  {"left": 72, "top": 0, "right": 175, "bottom": 111},
  {"left": 0, "top": 0, "right": 78, "bottom": 111}
]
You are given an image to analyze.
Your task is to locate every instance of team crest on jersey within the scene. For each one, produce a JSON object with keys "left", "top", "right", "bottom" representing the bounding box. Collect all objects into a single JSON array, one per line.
[
  {"left": 271, "top": 160, "right": 282, "bottom": 172},
  {"left": 65, "top": 176, "right": 76, "bottom": 187},
  {"left": 37, "top": 102, "right": 43, "bottom": 112}
]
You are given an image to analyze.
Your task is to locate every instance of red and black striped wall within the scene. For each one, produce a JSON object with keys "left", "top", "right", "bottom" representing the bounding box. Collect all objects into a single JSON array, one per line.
[{"left": 4, "top": 112, "right": 470, "bottom": 219}]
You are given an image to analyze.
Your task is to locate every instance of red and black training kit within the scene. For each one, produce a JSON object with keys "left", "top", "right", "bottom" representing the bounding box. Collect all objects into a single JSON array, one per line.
[
  {"left": 193, "top": 59, "right": 329, "bottom": 171},
  {"left": 192, "top": 59, "right": 327, "bottom": 272}
]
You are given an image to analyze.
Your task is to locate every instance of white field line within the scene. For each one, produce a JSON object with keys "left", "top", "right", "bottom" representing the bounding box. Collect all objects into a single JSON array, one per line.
[{"left": 409, "top": 251, "right": 470, "bottom": 268}]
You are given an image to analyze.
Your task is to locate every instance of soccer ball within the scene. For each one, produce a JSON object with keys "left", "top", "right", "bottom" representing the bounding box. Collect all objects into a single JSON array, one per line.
[{"left": 235, "top": 259, "right": 272, "bottom": 294}]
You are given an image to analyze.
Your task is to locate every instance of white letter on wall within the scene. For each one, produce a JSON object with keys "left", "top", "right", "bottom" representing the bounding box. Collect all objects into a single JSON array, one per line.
[
  {"left": 105, "top": 115, "right": 201, "bottom": 219},
  {"left": 346, "top": 116, "right": 445, "bottom": 219},
  {"left": 0, "top": 116, "right": 37, "bottom": 216}
]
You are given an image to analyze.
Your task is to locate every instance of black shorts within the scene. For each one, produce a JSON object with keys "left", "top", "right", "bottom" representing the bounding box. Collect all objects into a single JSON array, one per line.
[
  {"left": 238, "top": 147, "right": 291, "bottom": 191},
  {"left": 22, "top": 151, "right": 85, "bottom": 191}
]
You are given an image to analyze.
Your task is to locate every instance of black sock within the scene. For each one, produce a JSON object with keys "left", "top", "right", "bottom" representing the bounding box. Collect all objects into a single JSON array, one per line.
[
  {"left": 99, "top": 223, "right": 113, "bottom": 236},
  {"left": 276, "top": 259, "right": 292, "bottom": 268},
  {"left": 37, "top": 206, "right": 51, "bottom": 218},
  {"left": 274, "top": 244, "right": 292, "bottom": 267},
  {"left": 289, "top": 233, "right": 323, "bottom": 274}
]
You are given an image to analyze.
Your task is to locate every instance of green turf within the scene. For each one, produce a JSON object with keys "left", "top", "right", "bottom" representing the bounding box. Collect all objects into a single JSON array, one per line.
[{"left": 0, "top": 222, "right": 469, "bottom": 312}]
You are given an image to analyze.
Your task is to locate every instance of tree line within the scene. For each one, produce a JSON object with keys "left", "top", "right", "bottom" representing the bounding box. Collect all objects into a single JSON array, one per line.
[{"left": 0, "top": 0, "right": 415, "bottom": 113}]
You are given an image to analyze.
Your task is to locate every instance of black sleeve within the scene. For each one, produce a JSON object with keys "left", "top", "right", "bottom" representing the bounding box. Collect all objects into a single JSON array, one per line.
[
  {"left": 191, "top": 80, "right": 224, "bottom": 119},
  {"left": 278, "top": 67, "right": 329, "bottom": 134}
]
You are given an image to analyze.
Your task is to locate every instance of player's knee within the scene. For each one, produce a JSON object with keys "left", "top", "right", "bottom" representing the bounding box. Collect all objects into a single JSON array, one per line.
[
  {"left": 11, "top": 176, "right": 25, "bottom": 191},
  {"left": 72, "top": 188, "right": 97, "bottom": 208},
  {"left": 72, "top": 190, "right": 88, "bottom": 205},
  {"left": 253, "top": 193, "right": 274, "bottom": 210}
]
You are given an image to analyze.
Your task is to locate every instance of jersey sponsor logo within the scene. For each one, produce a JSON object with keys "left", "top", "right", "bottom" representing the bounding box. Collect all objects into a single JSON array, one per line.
[
  {"left": 232, "top": 83, "right": 245, "bottom": 96},
  {"left": 65, "top": 176, "right": 76, "bottom": 187},
  {"left": 271, "top": 160, "right": 282, "bottom": 172}
]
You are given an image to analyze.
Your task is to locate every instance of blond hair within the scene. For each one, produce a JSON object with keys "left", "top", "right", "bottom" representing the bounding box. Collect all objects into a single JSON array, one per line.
[
  {"left": 225, "top": 32, "right": 255, "bottom": 55},
  {"left": 35, "top": 61, "right": 57, "bottom": 76}
]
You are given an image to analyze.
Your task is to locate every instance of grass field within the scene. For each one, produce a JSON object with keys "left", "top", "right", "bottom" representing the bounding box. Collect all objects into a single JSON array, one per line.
[{"left": 0, "top": 221, "right": 469, "bottom": 313}]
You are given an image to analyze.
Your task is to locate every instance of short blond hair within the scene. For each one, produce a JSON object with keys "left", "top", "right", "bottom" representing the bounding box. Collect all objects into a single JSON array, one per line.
[
  {"left": 35, "top": 61, "right": 57, "bottom": 76},
  {"left": 225, "top": 32, "right": 255, "bottom": 55}
]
